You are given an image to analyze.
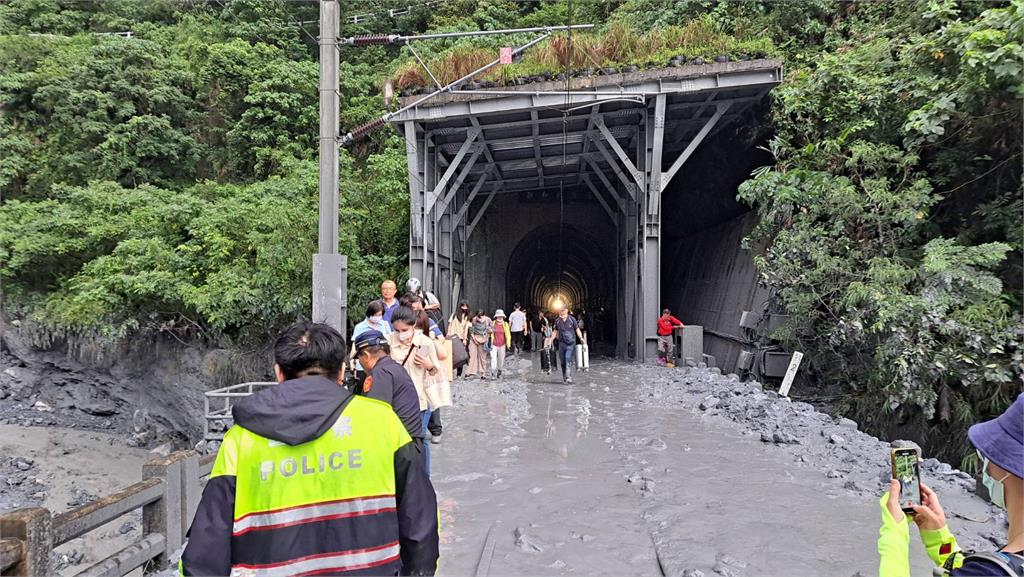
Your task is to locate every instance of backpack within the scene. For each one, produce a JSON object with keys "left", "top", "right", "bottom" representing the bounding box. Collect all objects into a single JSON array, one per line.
[{"left": 936, "top": 551, "right": 1024, "bottom": 576}]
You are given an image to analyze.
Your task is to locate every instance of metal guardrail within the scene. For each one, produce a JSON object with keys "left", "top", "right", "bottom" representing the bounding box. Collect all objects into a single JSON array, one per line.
[
  {"left": 1, "top": 451, "right": 217, "bottom": 577},
  {"left": 203, "top": 381, "right": 277, "bottom": 451}
]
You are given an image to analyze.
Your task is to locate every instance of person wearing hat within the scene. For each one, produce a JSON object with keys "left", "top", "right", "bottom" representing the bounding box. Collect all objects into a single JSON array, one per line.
[
  {"left": 878, "top": 392, "right": 1024, "bottom": 576},
  {"left": 352, "top": 329, "right": 425, "bottom": 445},
  {"left": 491, "top": 309, "right": 512, "bottom": 379}
]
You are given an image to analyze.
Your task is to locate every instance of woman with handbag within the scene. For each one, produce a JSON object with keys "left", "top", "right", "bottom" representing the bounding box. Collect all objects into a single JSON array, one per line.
[
  {"left": 387, "top": 306, "right": 442, "bottom": 474},
  {"left": 467, "top": 310, "right": 492, "bottom": 380},
  {"left": 448, "top": 301, "right": 472, "bottom": 380},
  {"left": 491, "top": 310, "right": 512, "bottom": 379}
]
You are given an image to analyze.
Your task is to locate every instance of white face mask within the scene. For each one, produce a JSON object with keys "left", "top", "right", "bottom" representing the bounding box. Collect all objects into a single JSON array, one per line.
[
  {"left": 367, "top": 315, "right": 382, "bottom": 326},
  {"left": 398, "top": 328, "right": 415, "bottom": 343}
]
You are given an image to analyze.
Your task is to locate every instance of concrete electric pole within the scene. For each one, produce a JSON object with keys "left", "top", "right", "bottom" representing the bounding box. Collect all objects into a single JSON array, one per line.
[{"left": 313, "top": 0, "right": 346, "bottom": 333}]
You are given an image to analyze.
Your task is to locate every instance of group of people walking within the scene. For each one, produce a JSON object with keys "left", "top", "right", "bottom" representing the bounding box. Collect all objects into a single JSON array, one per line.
[
  {"left": 447, "top": 300, "right": 587, "bottom": 384},
  {"left": 178, "top": 271, "right": 1024, "bottom": 577},
  {"left": 179, "top": 278, "right": 594, "bottom": 576}
]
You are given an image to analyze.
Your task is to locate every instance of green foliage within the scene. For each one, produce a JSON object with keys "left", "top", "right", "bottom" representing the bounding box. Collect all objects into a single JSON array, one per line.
[
  {"left": 736, "top": 0, "right": 1022, "bottom": 463},
  {"left": 0, "top": 0, "right": 1020, "bottom": 468},
  {"left": 390, "top": 18, "right": 776, "bottom": 90}
]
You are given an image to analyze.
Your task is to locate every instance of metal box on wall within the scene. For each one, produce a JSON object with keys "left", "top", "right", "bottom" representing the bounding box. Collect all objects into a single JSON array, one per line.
[
  {"left": 762, "top": 351, "right": 793, "bottom": 378},
  {"left": 737, "top": 350, "right": 755, "bottom": 371},
  {"left": 739, "top": 311, "right": 761, "bottom": 330}
]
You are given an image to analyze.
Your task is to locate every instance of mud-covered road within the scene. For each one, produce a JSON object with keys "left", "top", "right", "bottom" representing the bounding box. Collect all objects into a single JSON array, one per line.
[
  {"left": 2, "top": 354, "right": 1008, "bottom": 576},
  {"left": 431, "top": 355, "right": 1008, "bottom": 577}
]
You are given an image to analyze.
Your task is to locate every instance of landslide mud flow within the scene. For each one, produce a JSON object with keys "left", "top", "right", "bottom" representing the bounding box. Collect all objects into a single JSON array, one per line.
[{"left": 432, "top": 356, "right": 1008, "bottom": 577}]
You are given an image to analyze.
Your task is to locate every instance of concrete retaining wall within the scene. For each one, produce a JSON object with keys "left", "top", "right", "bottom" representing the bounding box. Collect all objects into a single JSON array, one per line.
[{"left": 662, "top": 211, "right": 768, "bottom": 373}]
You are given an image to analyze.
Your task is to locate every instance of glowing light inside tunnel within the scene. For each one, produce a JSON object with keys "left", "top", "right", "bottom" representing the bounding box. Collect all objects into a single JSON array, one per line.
[{"left": 549, "top": 294, "right": 567, "bottom": 311}]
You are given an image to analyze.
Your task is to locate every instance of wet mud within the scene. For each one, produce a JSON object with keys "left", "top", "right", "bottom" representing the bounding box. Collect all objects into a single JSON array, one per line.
[{"left": 432, "top": 355, "right": 1008, "bottom": 576}]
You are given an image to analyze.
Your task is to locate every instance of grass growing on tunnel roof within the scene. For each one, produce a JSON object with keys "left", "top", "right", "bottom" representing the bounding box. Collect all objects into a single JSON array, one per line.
[{"left": 390, "top": 18, "right": 776, "bottom": 92}]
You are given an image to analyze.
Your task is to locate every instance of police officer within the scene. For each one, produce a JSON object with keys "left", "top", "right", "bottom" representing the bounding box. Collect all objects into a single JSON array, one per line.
[
  {"left": 181, "top": 322, "right": 439, "bottom": 576},
  {"left": 352, "top": 329, "right": 424, "bottom": 444}
]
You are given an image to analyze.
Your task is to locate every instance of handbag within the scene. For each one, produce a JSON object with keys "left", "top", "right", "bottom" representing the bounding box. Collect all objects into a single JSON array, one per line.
[
  {"left": 448, "top": 335, "right": 469, "bottom": 368},
  {"left": 424, "top": 372, "right": 452, "bottom": 409}
]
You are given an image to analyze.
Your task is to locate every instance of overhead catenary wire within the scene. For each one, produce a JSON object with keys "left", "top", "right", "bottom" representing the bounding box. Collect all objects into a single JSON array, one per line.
[
  {"left": 556, "top": 0, "right": 573, "bottom": 312},
  {"left": 340, "top": 28, "right": 560, "bottom": 145}
]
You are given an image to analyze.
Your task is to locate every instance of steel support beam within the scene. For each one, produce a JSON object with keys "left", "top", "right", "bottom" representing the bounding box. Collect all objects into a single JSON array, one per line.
[
  {"left": 467, "top": 184, "right": 500, "bottom": 239},
  {"left": 583, "top": 174, "right": 618, "bottom": 221},
  {"left": 469, "top": 117, "right": 505, "bottom": 182},
  {"left": 595, "top": 117, "right": 643, "bottom": 187},
  {"left": 591, "top": 136, "right": 637, "bottom": 201},
  {"left": 435, "top": 147, "right": 481, "bottom": 215},
  {"left": 426, "top": 128, "right": 479, "bottom": 211},
  {"left": 531, "top": 110, "right": 545, "bottom": 187},
  {"left": 388, "top": 65, "right": 782, "bottom": 122},
  {"left": 421, "top": 96, "right": 761, "bottom": 137},
  {"left": 451, "top": 168, "right": 491, "bottom": 228},
  {"left": 661, "top": 102, "right": 731, "bottom": 192}
]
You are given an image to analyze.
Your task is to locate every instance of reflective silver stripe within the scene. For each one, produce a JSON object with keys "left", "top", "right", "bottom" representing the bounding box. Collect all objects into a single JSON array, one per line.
[
  {"left": 232, "top": 542, "right": 401, "bottom": 577},
  {"left": 232, "top": 496, "right": 396, "bottom": 534}
]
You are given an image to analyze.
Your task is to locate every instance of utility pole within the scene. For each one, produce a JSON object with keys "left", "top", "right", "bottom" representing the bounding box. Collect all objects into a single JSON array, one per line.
[{"left": 312, "top": 0, "right": 346, "bottom": 333}]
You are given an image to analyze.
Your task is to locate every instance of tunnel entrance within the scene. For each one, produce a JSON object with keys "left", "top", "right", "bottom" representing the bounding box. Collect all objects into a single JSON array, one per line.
[
  {"left": 391, "top": 60, "right": 782, "bottom": 361},
  {"left": 505, "top": 223, "right": 616, "bottom": 349}
]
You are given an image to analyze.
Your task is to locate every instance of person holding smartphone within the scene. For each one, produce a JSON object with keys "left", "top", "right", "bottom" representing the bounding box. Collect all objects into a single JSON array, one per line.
[
  {"left": 387, "top": 306, "right": 442, "bottom": 475},
  {"left": 878, "top": 393, "right": 1024, "bottom": 576}
]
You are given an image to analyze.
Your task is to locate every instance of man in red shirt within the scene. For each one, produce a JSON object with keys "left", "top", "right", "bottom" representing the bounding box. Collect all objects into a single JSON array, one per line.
[{"left": 656, "top": 308, "right": 684, "bottom": 366}]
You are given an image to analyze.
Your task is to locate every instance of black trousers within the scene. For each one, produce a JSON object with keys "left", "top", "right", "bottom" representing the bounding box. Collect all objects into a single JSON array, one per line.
[
  {"left": 511, "top": 331, "right": 526, "bottom": 353},
  {"left": 428, "top": 408, "right": 442, "bottom": 436}
]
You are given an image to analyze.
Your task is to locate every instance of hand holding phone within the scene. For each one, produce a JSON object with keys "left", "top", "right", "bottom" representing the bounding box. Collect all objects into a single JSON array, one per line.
[
  {"left": 910, "top": 484, "right": 949, "bottom": 530},
  {"left": 890, "top": 448, "right": 922, "bottom": 514},
  {"left": 413, "top": 345, "right": 434, "bottom": 370}
]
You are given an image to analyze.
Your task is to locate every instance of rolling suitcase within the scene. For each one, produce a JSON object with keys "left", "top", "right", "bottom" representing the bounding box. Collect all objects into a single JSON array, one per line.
[
  {"left": 576, "top": 342, "right": 590, "bottom": 371},
  {"left": 540, "top": 346, "right": 551, "bottom": 372}
]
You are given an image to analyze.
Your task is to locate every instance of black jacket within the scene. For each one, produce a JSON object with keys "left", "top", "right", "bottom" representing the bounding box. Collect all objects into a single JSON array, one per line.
[
  {"left": 365, "top": 356, "right": 424, "bottom": 440},
  {"left": 181, "top": 375, "right": 439, "bottom": 576}
]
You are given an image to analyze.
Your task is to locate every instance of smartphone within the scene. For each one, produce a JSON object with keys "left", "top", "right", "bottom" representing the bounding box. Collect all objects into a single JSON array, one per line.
[
  {"left": 417, "top": 344, "right": 431, "bottom": 357},
  {"left": 891, "top": 448, "right": 922, "bottom": 513}
]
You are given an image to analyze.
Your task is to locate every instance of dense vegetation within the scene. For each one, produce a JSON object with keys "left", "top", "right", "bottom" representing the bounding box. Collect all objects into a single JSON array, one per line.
[{"left": 0, "top": 0, "right": 1020, "bottom": 463}]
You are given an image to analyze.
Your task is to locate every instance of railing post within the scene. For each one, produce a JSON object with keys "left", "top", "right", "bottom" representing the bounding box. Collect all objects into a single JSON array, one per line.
[
  {"left": 179, "top": 450, "right": 200, "bottom": 540},
  {"left": 142, "top": 453, "right": 185, "bottom": 570},
  {"left": 0, "top": 507, "right": 52, "bottom": 577}
]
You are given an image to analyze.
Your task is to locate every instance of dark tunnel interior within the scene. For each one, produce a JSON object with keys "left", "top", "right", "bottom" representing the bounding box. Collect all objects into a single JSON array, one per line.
[
  {"left": 504, "top": 223, "right": 616, "bottom": 349},
  {"left": 459, "top": 100, "right": 774, "bottom": 362}
]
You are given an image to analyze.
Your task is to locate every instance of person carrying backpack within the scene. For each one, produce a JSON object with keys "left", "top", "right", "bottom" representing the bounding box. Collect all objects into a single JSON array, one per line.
[{"left": 878, "top": 393, "right": 1024, "bottom": 576}]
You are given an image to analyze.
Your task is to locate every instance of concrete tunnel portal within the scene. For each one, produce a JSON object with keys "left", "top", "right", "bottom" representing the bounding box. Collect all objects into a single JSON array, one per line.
[{"left": 389, "top": 60, "right": 783, "bottom": 365}]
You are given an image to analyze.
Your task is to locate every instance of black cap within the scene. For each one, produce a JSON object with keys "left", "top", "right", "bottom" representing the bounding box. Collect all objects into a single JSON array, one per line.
[{"left": 351, "top": 330, "right": 387, "bottom": 359}]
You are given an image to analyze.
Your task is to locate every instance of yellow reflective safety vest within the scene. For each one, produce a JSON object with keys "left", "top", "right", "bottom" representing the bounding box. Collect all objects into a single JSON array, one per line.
[{"left": 181, "top": 376, "right": 439, "bottom": 576}]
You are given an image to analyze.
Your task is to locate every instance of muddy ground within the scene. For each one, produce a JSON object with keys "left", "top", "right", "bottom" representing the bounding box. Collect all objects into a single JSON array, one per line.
[
  {"left": 431, "top": 354, "right": 1007, "bottom": 577},
  {"left": 1, "top": 351, "right": 1008, "bottom": 576},
  {"left": 0, "top": 425, "right": 154, "bottom": 575}
]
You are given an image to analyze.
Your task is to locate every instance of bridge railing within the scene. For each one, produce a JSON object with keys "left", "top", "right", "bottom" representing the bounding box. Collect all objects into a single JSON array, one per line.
[
  {"left": 0, "top": 450, "right": 216, "bottom": 577},
  {"left": 203, "top": 381, "right": 277, "bottom": 451}
]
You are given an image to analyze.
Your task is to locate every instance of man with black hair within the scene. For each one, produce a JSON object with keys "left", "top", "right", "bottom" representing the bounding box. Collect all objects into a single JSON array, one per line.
[
  {"left": 181, "top": 322, "right": 439, "bottom": 576},
  {"left": 509, "top": 303, "right": 527, "bottom": 355},
  {"left": 401, "top": 292, "right": 444, "bottom": 338}
]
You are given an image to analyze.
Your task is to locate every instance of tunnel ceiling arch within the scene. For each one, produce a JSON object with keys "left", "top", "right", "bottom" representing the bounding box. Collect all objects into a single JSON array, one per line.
[{"left": 506, "top": 223, "right": 612, "bottom": 314}]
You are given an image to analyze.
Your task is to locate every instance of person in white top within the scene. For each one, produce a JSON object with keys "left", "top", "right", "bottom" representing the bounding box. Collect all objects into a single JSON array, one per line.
[{"left": 508, "top": 303, "right": 528, "bottom": 356}]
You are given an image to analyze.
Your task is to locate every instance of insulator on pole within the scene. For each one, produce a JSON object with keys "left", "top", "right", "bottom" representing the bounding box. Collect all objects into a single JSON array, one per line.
[
  {"left": 340, "top": 117, "right": 387, "bottom": 147},
  {"left": 344, "top": 34, "right": 399, "bottom": 46}
]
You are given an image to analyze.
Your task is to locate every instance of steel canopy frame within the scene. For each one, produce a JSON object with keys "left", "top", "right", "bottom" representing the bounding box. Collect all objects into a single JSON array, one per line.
[{"left": 392, "top": 61, "right": 782, "bottom": 359}]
